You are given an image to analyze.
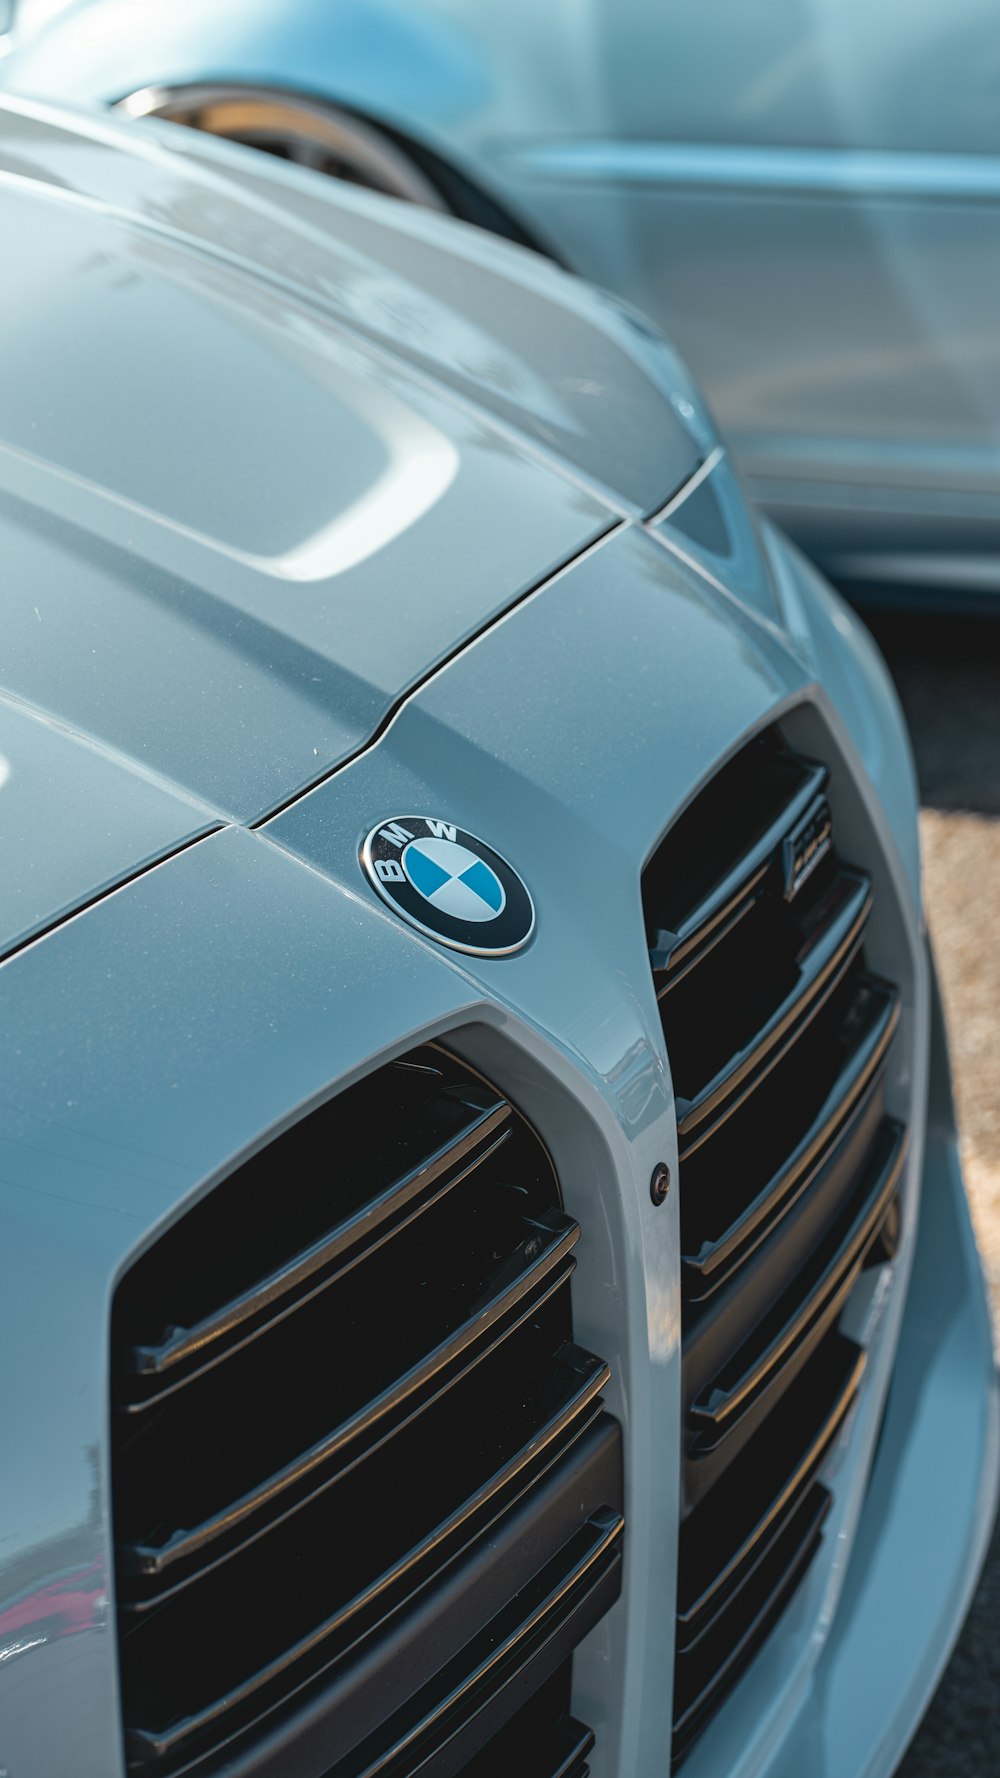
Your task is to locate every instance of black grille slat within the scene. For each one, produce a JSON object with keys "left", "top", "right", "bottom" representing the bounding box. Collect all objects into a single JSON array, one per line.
[
  {"left": 672, "top": 1484, "right": 831, "bottom": 1765},
  {"left": 457, "top": 1687, "right": 594, "bottom": 1778},
  {"left": 682, "top": 972, "right": 900, "bottom": 1299},
  {"left": 644, "top": 724, "right": 908, "bottom": 1765},
  {"left": 645, "top": 742, "right": 825, "bottom": 969},
  {"left": 678, "top": 1482, "right": 831, "bottom": 1664},
  {"left": 117, "top": 1209, "right": 581, "bottom": 1580},
  {"left": 677, "top": 1334, "right": 865, "bottom": 1648},
  {"left": 112, "top": 1045, "right": 620, "bottom": 1777},
  {"left": 121, "top": 1420, "right": 622, "bottom": 1770},
  {"left": 681, "top": 1058, "right": 890, "bottom": 1395},
  {"left": 339, "top": 1506, "right": 622, "bottom": 1778},
  {"left": 684, "top": 1122, "right": 906, "bottom": 1482},
  {"left": 120, "top": 1337, "right": 611, "bottom": 1605},
  {"left": 668, "top": 868, "right": 873, "bottom": 1151},
  {"left": 121, "top": 1098, "right": 515, "bottom": 1392}
]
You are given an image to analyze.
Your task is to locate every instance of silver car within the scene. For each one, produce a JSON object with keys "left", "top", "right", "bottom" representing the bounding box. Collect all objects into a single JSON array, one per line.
[{"left": 0, "top": 93, "right": 995, "bottom": 1778}]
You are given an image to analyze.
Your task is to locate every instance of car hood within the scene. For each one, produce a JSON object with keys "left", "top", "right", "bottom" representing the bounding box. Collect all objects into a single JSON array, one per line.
[{"left": 0, "top": 96, "right": 709, "bottom": 957}]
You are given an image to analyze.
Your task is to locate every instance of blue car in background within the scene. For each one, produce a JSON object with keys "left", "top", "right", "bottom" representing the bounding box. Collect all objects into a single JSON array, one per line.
[{"left": 3, "top": 0, "right": 1000, "bottom": 607}]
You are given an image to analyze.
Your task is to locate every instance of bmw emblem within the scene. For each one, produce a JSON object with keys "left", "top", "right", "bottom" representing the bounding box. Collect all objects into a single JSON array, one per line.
[{"left": 361, "top": 817, "right": 535, "bottom": 956}]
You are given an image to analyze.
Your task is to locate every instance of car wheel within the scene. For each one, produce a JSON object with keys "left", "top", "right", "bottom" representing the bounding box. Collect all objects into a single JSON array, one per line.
[{"left": 116, "top": 83, "right": 451, "bottom": 210}]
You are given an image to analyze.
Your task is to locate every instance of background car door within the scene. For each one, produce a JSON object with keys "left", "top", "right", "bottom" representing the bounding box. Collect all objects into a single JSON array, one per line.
[{"left": 497, "top": 0, "right": 1000, "bottom": 594}]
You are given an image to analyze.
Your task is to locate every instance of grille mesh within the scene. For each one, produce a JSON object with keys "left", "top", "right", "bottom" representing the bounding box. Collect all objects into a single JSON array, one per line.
[
  {"left": 111, "top": 1045, "right": 622, "bottom": 1777},
  {"left": 643, "top": 726, "right": 906, "bottom": 1765}
]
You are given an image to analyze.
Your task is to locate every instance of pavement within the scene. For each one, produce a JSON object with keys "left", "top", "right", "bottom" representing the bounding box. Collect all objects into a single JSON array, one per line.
[{"left": 863, "top": 610, "right": 1000, "bottom": 1778}]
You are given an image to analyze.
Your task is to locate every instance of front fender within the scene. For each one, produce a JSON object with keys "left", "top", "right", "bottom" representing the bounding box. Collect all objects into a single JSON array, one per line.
[
  {"left": 2, "top": 0, "right": 618, "bottom": 275},
  {"left": 2, "top": 0, "right": 488, "bottom": 152}
]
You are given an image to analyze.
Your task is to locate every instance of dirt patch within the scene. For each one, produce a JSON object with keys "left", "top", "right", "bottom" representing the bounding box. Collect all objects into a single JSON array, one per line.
[{"left": 921, "top": 807, "right": 1000, "bottom": 1319}]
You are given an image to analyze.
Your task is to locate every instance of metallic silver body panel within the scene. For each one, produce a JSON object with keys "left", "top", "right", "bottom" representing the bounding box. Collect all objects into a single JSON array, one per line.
[
  {"left": 0, "top": 695, "right": 215, "bottom": 955},
  {"left": 0, "top": 99, "right": 704, "bottom": 517},
  {"left": 0, "top": 100, "right": 994, "bottom": 1778},
  {"left": 0, "top": 104, "right": 626, "bottom": 822}
]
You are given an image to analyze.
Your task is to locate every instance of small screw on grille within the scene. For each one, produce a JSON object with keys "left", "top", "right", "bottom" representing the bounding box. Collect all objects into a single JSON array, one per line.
[{"left": 650, "top": 1163, "right": 671, "bottom": 1207}]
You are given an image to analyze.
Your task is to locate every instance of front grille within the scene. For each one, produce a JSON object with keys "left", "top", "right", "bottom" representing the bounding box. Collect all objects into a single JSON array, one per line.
[
  {"left": 111, "top": 1045, "right": 622, "bottom": 1778},
  {"left": 643, "top": 726, "right": 906, "bottom": 1766}
]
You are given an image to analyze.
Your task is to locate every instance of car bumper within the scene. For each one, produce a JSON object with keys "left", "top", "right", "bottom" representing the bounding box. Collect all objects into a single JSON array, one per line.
[{"left": 767, "top": 958, "right": 999, "bottom": 1778}]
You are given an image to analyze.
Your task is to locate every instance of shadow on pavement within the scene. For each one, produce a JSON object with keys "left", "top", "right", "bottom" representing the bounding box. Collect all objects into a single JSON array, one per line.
[{"left": 865, "top": 612, "right": 1000, "bottom": 815}]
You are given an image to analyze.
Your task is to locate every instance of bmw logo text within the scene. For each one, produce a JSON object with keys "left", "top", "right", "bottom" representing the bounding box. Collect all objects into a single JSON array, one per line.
[{"left": 361, "top": 817, "right": 534, "bottom": 956}]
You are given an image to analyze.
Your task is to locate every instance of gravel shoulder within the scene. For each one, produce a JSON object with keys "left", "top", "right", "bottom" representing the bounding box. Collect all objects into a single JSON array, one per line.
[{"left": 921, "top": 808, "right": 1000, "bottom": 1316}]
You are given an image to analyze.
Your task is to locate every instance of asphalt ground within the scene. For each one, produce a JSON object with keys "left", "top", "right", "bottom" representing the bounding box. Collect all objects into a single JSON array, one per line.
[{"left": 863, "top": 611, "right": 1000, "bottom": 1778}]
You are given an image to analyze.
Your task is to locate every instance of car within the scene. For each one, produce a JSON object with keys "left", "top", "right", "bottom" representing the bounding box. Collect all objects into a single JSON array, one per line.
[
  {"left": 3, "top": 0, "right": 1000, "bottom": 608},
  {"left": 0, "top": 90, "right": 995, "bottom": 1778}
]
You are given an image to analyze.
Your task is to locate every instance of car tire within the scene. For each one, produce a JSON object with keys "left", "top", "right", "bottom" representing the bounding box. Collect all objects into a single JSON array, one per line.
[{"left": 116, "top": 83, "right": 452, "bottom": 210}]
